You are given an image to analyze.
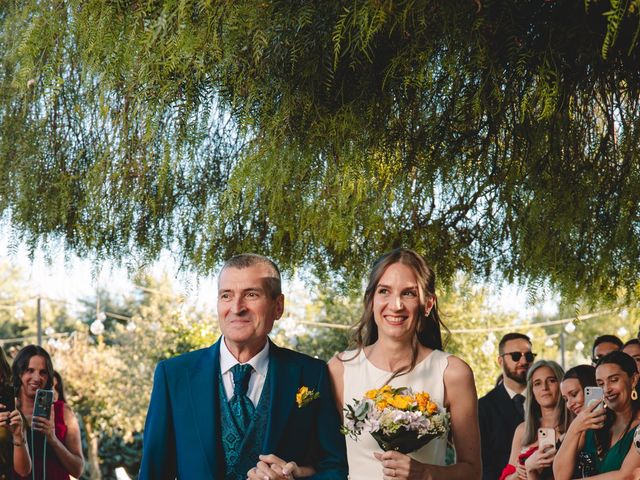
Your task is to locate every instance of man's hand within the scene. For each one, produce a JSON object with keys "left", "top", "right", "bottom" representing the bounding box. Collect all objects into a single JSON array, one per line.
[{"left": 247, "top": 454, "right": 316, "bottom": 479}]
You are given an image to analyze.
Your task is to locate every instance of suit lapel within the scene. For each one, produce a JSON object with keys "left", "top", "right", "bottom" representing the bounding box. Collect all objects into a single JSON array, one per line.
[
  {"left": 263, "top": 342, "right": 301, "bottom": 453},
  {"left": 188, "top": 340, "right": 222, "bottom": 477}
]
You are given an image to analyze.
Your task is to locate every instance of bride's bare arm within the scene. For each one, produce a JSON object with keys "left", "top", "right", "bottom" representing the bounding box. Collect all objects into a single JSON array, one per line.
[
  {"left": 327, "top": 356, "right": 345, "bottom": 419},
  {"left": 375, "top": 355, "right": 482, "bottom": 480}
]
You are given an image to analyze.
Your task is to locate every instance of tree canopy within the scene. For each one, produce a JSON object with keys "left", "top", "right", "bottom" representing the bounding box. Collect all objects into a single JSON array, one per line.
[{"left": 1, "top": 0, "right": 639, "bottom": 300}]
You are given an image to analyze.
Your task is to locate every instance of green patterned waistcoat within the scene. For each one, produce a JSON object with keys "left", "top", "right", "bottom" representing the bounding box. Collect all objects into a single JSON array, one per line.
[{"left": 218, "top": 369, "right": 271, "bottom": 479}]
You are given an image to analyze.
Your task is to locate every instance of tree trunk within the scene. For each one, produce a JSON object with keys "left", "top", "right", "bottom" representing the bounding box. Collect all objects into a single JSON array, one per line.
[{"left": 84, "top": 422, "right": 102, "bottom": 480}]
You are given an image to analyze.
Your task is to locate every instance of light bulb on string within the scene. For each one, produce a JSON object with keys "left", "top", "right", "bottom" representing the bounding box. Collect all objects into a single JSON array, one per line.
[
  {"left": 564, "top": 321, "right": 576, "bottom": 334},
  {"left": 617, "top": 326, "right": 628, "bottom": 337},
  {"left": 545, "top": 337, "right": 554, "bottom": 347},
  {"left": 44, "top": 326, "right": 55, "bottom": 336},
  {"left": 575, "top": 341, "right": 584, "bottom": 352},
  {"left": 481, "top": 337, "right": 495, "bottom": 356},
  {"left": 126, "top": 321, "right": 137, "bottom": 332},
  {"left": 90, "top": 319, "right": 105, "bottom": 335}
]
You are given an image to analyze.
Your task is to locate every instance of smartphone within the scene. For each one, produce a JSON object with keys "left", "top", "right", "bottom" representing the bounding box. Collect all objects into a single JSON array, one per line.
[
  {"left": 0, "top": 384, "right": 15, "bottom": 412},
  {"left": 584, "top": 386, "right": 604, "bottom": 410},
  {"left": 33, "top": 389, "right": 54, "bottom": 419},
  {"left": 538, "top": 427, "right": 556, "bottom": 451}
]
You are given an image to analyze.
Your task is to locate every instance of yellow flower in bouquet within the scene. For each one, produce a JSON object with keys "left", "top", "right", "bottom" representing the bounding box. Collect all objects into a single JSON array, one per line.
[{"left": 341, "top": 385, "right": 450, "bottom": 454}]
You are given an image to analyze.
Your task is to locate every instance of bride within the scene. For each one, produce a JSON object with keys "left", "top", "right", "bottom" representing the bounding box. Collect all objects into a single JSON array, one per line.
[{"left": 328, "top": 248, "right": 481, "bottom": 480}]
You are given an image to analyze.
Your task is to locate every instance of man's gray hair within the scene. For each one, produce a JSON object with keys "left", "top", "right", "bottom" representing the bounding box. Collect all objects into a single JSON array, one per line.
[{"left": 220, "top": 253, "right": 282, "bottom": 298}]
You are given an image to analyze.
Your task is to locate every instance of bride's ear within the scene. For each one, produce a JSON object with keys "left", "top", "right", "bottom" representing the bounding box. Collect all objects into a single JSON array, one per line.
[{"left": 424, "top": 296, "right": 436, "bottom": 316}]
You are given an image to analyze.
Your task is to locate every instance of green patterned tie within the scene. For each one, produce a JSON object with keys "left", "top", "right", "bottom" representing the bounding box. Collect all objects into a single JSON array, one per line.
[{"left": 230, "top": 364, "right": 255, "bottom": 435}]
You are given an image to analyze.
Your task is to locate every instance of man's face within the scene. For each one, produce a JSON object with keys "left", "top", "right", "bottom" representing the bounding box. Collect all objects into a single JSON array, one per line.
[
  {"left": 498, "top": 338, "right": 534, "bottom": 385},
  {"left": 217, "top": 264, "right": 284, "bottom": 351},
  {"left": 623, "top": 343, "right": 640, "bottom": 372},
  {"left": 593, "top": 341, "right": 620, "bottom": 364}
]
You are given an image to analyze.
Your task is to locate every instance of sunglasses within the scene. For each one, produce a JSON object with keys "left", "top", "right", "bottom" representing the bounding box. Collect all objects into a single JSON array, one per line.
[{"left": 501, "top": 351, "right": 537, "bottom": 363}]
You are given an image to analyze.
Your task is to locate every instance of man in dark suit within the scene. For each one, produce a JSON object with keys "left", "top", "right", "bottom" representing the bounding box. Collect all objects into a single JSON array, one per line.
[
  {"left": 478, "top": 333, "right": 535, "bottom": 480},
  {"left": 139, "top": 254, "right": 348, "bottom": 479},
  {"left": 591, "top": 334, "right": 622, "bottom": 365}
]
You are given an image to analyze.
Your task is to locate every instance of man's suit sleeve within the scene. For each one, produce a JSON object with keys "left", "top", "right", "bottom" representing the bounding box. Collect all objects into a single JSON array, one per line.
[
  {"left": 310, "top": 363, "right": 348, "bottom": 480},
  {"left": 139, "top": 361, "right": 177, "bottom": 480}
]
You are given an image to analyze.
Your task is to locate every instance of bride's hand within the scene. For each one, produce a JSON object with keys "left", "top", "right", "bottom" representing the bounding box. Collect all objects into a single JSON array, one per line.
[{"left": 374, "top": 451, "right": 430, "bottom": 480}]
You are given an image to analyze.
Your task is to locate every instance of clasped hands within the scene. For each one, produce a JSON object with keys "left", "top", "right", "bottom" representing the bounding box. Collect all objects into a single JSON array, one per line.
[{"left": 247, "top": 454, "right": 314, "bottom": 480}]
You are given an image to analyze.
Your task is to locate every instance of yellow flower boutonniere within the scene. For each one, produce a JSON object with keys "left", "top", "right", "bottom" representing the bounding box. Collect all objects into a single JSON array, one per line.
[{"left": 296, "top": 386, "right": 320, "bottom": 408}]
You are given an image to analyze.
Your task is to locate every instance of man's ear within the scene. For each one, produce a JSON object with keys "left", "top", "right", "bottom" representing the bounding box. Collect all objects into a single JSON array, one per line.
[
  {"left": 274, "top": 294, "right": 285, "bottom": 320},
  {"left": 497, "top": 354, "right": 504, "bottom": 368}
]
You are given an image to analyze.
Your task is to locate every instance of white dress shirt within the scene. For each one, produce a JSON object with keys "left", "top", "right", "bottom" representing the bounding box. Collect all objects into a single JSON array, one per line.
[
  {"left": 504, "top": 383, "right": 527, "bottom": 400},
  {"left": 219, "top": 336, "right": 270, "bottom": 406}
]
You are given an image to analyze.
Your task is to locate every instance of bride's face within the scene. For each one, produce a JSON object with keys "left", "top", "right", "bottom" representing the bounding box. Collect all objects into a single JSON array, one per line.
[{"left": 372, "top": 262, "right": 426, "bottom": 342}]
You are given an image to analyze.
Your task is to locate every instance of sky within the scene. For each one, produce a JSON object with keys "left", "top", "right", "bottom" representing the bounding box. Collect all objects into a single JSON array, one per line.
[{"left": 0, "top": 224, "right": 553, "bottom": 321}]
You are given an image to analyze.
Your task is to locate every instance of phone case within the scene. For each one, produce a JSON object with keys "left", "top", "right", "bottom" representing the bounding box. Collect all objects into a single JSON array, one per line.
[
  {"left": 538, "top": 427, "right": 555, "bottom": 450},
  {"left": 584, "top": 386, "right": 604, "bottom": 409},
  {"left": 33, "top": 389, "right": 54, "bottom": 418}
]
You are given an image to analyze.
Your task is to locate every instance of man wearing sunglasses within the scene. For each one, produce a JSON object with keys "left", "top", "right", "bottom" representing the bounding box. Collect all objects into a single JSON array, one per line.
[{"left": 479, "top": 333, "right": 536, "bottom": 480}]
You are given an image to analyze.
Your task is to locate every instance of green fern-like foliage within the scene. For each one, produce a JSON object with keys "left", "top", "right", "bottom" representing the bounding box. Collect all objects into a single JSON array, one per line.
[{"left": 1, "top": 0, "right": 640, "bottom": 302}]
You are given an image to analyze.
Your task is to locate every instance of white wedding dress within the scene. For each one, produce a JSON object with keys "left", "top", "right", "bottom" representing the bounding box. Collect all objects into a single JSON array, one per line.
[{"left": 342, "top": 349, "right": 451, "bottom": 479}]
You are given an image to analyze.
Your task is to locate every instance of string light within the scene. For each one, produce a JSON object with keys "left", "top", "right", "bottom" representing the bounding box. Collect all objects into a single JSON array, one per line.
[
  {"left": 575, "top": 341, "right": 584, "bottom": 352},
  {"left": 617, "top": 326, "right": 628, "bottom": 337},
  {"left": 545, "top": 337, "right": 554, "bottom": 347},
  {"left": 90, "top": 319, "right": 105, "bottom": 335},
  {"left": 564, "top": 321, "right": 576, "bottom": 334},
  {"left": 481, "top": 336, "right": 495, "bottom": 356}
]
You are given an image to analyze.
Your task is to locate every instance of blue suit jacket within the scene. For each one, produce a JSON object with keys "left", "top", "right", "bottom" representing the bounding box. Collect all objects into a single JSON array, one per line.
[{"left": 139, "top": 339, "right": 348, "bottom": 479}]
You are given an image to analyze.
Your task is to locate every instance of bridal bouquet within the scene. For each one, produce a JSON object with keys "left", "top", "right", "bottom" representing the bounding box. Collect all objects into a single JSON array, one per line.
[{"left": 341, "top": 385, "right": 450, "bottom": 454}]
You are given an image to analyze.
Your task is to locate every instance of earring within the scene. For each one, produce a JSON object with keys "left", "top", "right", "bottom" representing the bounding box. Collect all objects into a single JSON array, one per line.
[{"left": 632, "top": 389, "right": 638, "bottom": 401}]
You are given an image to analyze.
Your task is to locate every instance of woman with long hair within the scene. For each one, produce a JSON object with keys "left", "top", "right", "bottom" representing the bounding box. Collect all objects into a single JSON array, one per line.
[
  {"left": 553, "top": 350, "right": 640, "bottom": 479},
  {"left": 0, "top": 346, "right": 31, "bottom": 478},
  {"left": 12, "top": 345, "right": 83, "bottom": 480},
  {"left": 501, "top": 360, "right": 566, "bottom": 480},
  {"left": 561, "top": 365, "right": 597, "bottom": 422},
  {"left": 328, "top": 248, "right": 481, "bottom": 479}
]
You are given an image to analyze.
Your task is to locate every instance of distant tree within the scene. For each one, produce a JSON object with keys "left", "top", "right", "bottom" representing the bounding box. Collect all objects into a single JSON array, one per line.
[
  {"left": 1, "top": 2, "right": 640, "bottom": 301},
  {"left": 53, "top": 274, "right": 218, "bottom": 479}
]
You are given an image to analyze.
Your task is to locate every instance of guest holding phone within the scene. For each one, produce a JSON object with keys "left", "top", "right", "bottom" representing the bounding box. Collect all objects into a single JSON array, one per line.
[
  {"left": 500, "top": 360, "right": 566, "bottom": 480},
  {"left": 12, "top": 345, "right": 83, "bottom": 480},
  {"left": 553, "top": 351, "right": 640, "bottom": 479},
  {"left": 0, "top": 346, "right": 31, "bottom": 478},
  {"left": 560, "top": 365, "right": 597, "bottom": 422}
]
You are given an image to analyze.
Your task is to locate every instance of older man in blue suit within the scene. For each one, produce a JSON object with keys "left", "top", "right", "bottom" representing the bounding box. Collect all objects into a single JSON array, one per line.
[{"left": 139, "top": 254, "right": 348, "bottom": 479}]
